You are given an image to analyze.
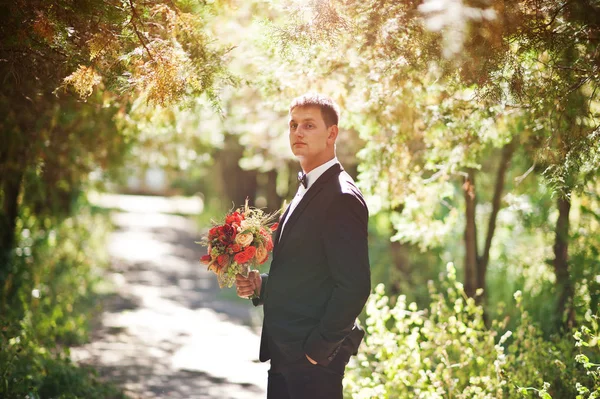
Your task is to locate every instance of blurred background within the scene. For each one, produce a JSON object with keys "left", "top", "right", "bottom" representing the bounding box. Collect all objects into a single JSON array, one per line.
[{"left": 1, "top": 0, "right": 599, "bottom": 398}]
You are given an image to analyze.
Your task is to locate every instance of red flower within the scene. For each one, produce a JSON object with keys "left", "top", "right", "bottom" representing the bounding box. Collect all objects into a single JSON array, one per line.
[
  {"left": 200, "top": 254, "right": 211, "bottom": 264},
  {"left": 223, "top": 224, "right": 233, "bottom": 235},
  {"left": 244, "top": 245, "right": 257, "bottom": 260},
  {"left": 234, "top": 246, "right": 256, "bottom": 264},
  {"left": 259, "top": 228, "right": 274, "bottom": 251},
  {"left": 234, "top": 251, "right": 248, "bottom": 264},
  {"left": 226, "top": 211, "right": 244, "bottom": 226},
  {"left": 265, "top": 235, "right": 273, "bottom": 251},
  {"left": 222, "top": 224, "right": 237, "bottom": 241},
  {"left": 226, "top": 243, "right": 243, "bottom": 254},
  {"left": 218, "top": 225, "right": 234, "bottom": 244},
  {"left": 270, "top": 222, "right": 279, "bottom": 231},
  {"left": 208, "top": 226, "right": 219, "bottom": 238}
]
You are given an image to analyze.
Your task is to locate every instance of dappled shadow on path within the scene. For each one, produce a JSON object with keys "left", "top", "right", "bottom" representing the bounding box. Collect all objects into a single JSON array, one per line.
[{"left": 71, "top": 205, "right": 267, "bottom": 399}]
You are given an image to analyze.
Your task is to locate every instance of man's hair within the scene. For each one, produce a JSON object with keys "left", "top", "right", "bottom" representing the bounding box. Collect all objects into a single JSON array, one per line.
[{"left": 289, "top": 93, "right": 340, "bottom": 127}]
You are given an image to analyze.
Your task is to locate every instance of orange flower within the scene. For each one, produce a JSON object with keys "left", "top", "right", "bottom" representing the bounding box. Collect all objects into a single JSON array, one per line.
[{"left": 256, "top": 245, "right": 268, "bottom": 264}]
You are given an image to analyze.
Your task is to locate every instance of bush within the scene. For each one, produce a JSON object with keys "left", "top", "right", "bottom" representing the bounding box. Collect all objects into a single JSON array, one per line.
[
  {"left": 572, "top": 310, "right": 600, "bottom": 398},
  {"left": 344, "top": 263, "right": 600, "bottom": 399},
  {"left": 0, "top": 199, "right": 126, "bottom": 399}
]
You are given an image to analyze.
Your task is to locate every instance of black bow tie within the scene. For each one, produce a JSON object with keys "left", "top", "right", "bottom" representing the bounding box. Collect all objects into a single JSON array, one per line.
[{"left": 297, "top": 171, "right": 308, "bottom": 188}]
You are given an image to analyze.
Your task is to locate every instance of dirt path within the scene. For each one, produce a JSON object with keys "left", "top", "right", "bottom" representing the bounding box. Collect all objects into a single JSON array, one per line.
[{"left": 71, "top": 195, "right": 268, "bottom": 399}]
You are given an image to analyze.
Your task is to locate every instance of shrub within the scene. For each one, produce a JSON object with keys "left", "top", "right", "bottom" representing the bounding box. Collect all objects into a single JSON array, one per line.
[
  {"left": 572, "top": 310, "right": 600, "bottom": 398},
  {"left": 0, "top": 200, "right": 126, "bottom": 399},
  {"left": 344, "top": 263, "right": 600, "bottom": 399}
]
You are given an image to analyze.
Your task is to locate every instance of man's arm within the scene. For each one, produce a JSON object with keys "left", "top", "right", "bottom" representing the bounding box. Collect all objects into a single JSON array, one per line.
[{"left": 303, "top": 193, "right": 371, "bottom": 366}]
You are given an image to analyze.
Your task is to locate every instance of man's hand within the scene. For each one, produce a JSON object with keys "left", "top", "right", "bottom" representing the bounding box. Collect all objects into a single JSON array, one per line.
[
  {"left": 305, "top": 354, "right": 317, "bottom": 365},
  {"left": 235, "top": 270, "right": 261, "bottom": 299}
]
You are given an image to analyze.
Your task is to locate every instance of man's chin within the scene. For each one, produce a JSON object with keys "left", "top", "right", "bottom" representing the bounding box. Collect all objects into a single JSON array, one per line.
[{"left": 292, "top": 151, "right": 306, "bottom": 159}]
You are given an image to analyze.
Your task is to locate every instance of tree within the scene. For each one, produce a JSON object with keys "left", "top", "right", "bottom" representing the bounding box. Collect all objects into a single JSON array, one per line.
[
  {"left": 0, "top": 0, "right": 229, "bottom": 294},
  {"left": 262, "top": 0, "right": 600, "bottom": 315}
]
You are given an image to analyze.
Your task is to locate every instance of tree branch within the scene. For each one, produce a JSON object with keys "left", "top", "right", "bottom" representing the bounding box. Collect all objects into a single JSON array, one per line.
[
  {"left": 128, "top": 0, "right": 155, "bottom": 61},
  {"left": 540, "top": 1, "right": 571, "bottom": 28},
  {"left": 478, "top": 140, "right": 516, "bottom": 291},
  {"left": 515, "top": 162, "right": 535, "bottom": 186}
]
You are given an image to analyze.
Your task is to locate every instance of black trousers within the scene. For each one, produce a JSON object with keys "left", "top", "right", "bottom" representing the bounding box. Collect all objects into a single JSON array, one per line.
[{"left": 266, "top": 350, "right": 351, "bottom": 399}]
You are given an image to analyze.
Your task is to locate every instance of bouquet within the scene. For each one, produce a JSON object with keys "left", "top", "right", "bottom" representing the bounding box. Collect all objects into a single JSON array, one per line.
[{"left": 199, "top": 200, "right": 278, "bottom": 290}]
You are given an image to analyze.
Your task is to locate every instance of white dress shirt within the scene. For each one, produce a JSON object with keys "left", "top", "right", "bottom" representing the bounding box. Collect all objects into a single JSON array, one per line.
[{"left": 279, "top": 157, "right": 340, "bottom": 240}]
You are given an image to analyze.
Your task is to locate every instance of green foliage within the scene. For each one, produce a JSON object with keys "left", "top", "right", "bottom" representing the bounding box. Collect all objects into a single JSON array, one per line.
[
  {"left": 0, "top": 199, "right": 125, "bottom": 399},
  {"left": 502, "top": 291, "right": 579, "bottom": 398},
  {"left": 0, "top": 333, "right": 125, "bottom": 399},
  {"left": 345, "top": 263, "right": 507, "bottom": 398},
  {"left": 344, "top": 264, "right": 599, "bottom": 399},
  {"left": 573, "top": 311, "right": 600, "bottom": 398}
]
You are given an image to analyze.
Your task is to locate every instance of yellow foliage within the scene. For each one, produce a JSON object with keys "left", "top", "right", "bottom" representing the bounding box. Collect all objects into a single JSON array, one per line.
[
  {"left": 151, "top": 4, "right": 178, "bottom": 31},
  {"left": 63, "top": 65, "right": 101, "bottom": 98},
  {"left": 133, "top": 43, "right": 187, "bottom": 106},
  {"left": 87, "top": 32, "right": 119, "bottom": 61}
]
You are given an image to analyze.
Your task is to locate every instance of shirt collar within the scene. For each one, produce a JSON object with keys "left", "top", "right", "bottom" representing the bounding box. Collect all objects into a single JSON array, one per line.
[{"left": 303, "top": 157, "right": 339, "bottom": 191}]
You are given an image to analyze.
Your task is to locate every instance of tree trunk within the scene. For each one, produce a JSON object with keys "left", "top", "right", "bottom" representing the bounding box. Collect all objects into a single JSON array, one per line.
[
  {"left": 0, "top": 170, "right": 23, "bottom": 287},
  {"left": 389, "top": 240, "right": 411, "bottom": 296},
  {"left": 463, "top": 169, "right": 478, "bottom": 298},
  {"left": 478, "top": 141, "right": 515, "bottom": 293},
  {"left": 216, "top": 133, "right": 258, "bottom": 208},
  {"left": 554, "top": 194, "right": 574, "bottom": 328},
  {"left": 264, "top": 169, "right": 282, "bottom": 213}
]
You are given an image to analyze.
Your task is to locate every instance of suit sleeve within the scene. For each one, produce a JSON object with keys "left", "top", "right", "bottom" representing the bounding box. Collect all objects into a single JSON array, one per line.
[
  {"left": 251, "top": 273, "right": 269, "bottom": 307},
  {"left": 303, "top": 193, "right": 371, "bottom": 365}
]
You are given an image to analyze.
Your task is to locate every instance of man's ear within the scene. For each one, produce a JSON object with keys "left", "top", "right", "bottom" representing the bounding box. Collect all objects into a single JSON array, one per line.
[{"left": 328, "top": 125, "right": 339, "bottom": 142}]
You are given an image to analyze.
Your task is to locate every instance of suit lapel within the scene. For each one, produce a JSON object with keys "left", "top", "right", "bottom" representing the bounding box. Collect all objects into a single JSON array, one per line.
[
  {"left": 272, "top": 205, "right": 290, "bottom": 258},
  {"left": 275, "top": 164, "right": 342, "bottom": 256}
]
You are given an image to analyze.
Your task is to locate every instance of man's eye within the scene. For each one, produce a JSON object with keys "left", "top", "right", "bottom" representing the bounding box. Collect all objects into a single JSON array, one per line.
[
  {"left": 290, "top": 124, "right": 298, "bottom": 129},
  {"left": 306, "top": 124, "right": 314, "bottom": 128}
]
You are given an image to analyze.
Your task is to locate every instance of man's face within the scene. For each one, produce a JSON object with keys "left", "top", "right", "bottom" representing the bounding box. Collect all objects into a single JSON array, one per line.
[{"left": 288, "top": 106, "right": 335, "bottom": 166}]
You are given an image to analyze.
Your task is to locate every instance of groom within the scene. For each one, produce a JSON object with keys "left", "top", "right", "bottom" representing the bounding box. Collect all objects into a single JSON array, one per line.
[{"left": 235, "top": 93, "right": 371, "bottom": 399}]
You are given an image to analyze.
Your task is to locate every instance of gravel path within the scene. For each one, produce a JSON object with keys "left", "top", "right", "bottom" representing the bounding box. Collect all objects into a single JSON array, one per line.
[{"left": 71, "top": 196, "right": 268, "bottom": 399}]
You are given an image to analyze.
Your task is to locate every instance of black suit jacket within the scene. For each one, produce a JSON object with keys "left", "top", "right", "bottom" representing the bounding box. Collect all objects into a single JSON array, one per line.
[{"left": 252, "top": 163, "right": 371, "bottom": 366}]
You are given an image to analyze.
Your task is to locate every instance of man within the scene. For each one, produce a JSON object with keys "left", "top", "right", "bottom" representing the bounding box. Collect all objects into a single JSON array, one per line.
[{"left": 235, "top": 93, "right": 371, "bottom": 399}]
